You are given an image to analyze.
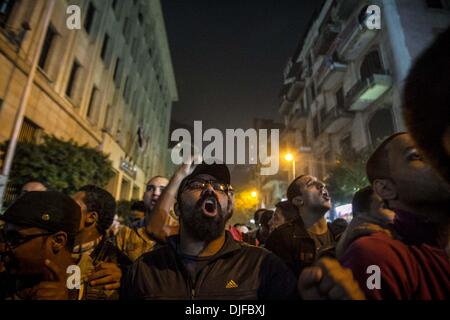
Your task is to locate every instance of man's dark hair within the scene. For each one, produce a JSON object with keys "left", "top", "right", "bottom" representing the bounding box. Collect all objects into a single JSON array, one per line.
[
  {"left": 275, "top": 200, "right": 298, "bottom": 222},
  {"left": 402, "top": 27, "right": 450, "bottom": 183},
  {"left": 253, "top": 208, "right": 267, "bottom": 222},
  {"left": 131, "top": 200, "right": 145, "bottom": 212},
  {"left": 259, "top": 209, "right": 274, "bottom": 227},
  {"left": 286, "top": 175, "right": 307, "bottom": 203},
  {"left": 79, "top": 185, "right": 116, "bottom": 234},
  {"left": 351, "top": 186, "right": 374, "bottom": 218},
  {"left": 366, "top": 132, "right": 407, "bottom": 184}
]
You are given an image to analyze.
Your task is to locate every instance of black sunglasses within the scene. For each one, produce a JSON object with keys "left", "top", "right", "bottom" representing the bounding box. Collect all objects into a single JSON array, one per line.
[
  {"left": 184, "top": 178, "right": 234, "bottom": 195},
  {"left": 0, "top": 229, "right": 54, "bottom": 249}
]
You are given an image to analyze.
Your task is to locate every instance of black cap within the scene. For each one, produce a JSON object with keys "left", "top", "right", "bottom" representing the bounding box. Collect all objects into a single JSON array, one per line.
[
  {"left": 177, "top": 161, "right": 232, "bottom": 200},
  {"left": 0, "top": 191, "right": 81, "bottom": 237},
  {"left": 187, "top": 160, "right": 231, "bottom": 185}
]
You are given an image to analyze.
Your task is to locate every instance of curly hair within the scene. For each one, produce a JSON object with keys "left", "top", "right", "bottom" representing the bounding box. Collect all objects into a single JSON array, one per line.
[{"left": 79, "top": 185, "right": 116, "bottom": 234}]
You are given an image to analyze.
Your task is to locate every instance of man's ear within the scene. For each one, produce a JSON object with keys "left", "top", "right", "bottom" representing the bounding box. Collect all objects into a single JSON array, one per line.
[
  {"left": 373, "top": 179, "right": 397, "bottom": 201},
  {"left": 227, "top": 193, "right": 235, "bottom": 215},
  {"left": 174, "top": 202, "right": 180, "bottom": 217},
  {"left": 291, "top": 195, "right": 303, "bottom": 209},
  {"left": 50, "top": 231, "right": 68, "bottom": 253},
  {"left": 85, "top": 211, "right": 98, "bottom": 226}
]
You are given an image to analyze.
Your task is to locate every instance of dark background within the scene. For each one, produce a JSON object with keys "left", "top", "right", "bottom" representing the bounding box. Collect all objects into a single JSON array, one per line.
[{"left": 162, "top": 0, "right": 324, "bottom": 131}]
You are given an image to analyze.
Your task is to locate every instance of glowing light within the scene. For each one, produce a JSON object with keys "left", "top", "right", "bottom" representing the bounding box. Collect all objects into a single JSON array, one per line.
[{"left": 284, "top": 153, "right": 294, "bottom": 161}]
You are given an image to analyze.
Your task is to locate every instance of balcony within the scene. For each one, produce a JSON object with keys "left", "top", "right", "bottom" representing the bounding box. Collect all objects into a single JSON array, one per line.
[
  {"left": 314, "top": 22, "right": 340, "bottom": 56},
  {"left": 317, "top": 56, "right": 347, "bottom": 91},
  {"left": 321, "top": 105, "right": 352, "bottom": 134},
  {"left": 287, "top": 106, "right": 308, "bottom": 129},
  {"left": 279, "top": 80, "right": 305, "bottom": 115},
  {"left": 335, "top": 0, "right": 361, "bottom": 20},
  {"left": 337, "top": 16, "right": 378, "bottom": 61},
  {"left": 345, "top": 74, "right": 392, "bottom": 111}
]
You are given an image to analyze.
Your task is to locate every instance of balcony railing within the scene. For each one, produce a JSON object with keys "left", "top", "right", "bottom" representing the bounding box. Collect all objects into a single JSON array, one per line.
[
  {"left": 317, "top": 56, "right": 347, "bottom": 91},
  {"left": 279, "top": 79, "right": 305, "bottom": 115},
  {"left": 337, "top": 15, "right": 378, "bottom": 61},
  {"left": 345, "top": 73, "right": 392, "bottom": 111},
  {"left": 321, "top": 105, "right": 352, "bottom": 134},
  {"left": 314, "top": 22, "right": 340, "bottom": 56}
]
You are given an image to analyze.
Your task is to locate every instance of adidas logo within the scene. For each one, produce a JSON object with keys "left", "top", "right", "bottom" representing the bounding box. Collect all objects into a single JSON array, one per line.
[{"left": 225, "top": 279, "right": 238, "bottom": 289}]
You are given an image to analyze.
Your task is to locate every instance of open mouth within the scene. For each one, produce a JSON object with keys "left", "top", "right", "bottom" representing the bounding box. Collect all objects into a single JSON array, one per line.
[
  {"left": 321, "top": 191, "right": 331, "bottom": 201},
  {"left": 201, "top": 197, "right": 218, "bottom": 217}
]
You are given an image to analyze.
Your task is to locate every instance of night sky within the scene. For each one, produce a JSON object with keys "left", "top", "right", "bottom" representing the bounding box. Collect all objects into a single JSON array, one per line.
[{"left": 162, "top": 0, "right": 324, "bottom": 131}]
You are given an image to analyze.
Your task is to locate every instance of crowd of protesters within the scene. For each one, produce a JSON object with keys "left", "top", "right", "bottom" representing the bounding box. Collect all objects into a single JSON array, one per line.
[{"left": 0, "top": 27, "right": 448, "bottom": 301}]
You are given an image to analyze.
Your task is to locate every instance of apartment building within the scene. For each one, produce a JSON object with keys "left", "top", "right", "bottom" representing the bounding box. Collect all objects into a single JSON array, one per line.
[
  {"left": 279, "top": 0, "right": 450, "bottom": 180},
  {"left": 0, "top": 0, "right": 178, "bottom": 200}
]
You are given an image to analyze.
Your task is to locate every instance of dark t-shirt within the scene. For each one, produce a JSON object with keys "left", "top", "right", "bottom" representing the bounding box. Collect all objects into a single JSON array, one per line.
[{"left": 308, "top": 229, "right": 335, "bottom": 254}]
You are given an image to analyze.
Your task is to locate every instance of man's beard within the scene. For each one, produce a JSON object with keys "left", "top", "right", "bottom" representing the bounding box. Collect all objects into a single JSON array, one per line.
[{"left": 180, "top": 193, "right": 230, "bottom": 242}]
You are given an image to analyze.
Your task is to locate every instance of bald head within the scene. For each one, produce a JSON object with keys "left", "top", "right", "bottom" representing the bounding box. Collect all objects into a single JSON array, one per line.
[
  {"left": 21, "top": 181, "right": 47, "bottom": 194},
  {"left": 143, "top": 176, "right": 169, "bottom": 211},
  {"left": 367, "top": 133, "right": 450, "bottom": 214}
]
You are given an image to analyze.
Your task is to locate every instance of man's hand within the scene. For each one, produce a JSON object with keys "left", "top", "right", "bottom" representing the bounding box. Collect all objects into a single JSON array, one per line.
[
  {"left": 87, "top": 262, "right": 122, "bottom": 290},
  {"left": 298, "top": 257, "right": 365, "bottom": 300},
  {"left": 31, "top": 259, "right": 69, "bottom": 300},
  {"left": 175, "top": 154, "right": 202, "bottom": 179}
]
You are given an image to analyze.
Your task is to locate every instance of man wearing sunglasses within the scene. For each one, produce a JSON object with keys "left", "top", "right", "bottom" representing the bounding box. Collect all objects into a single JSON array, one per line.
[
  {"left": 0, "top": 191, "right": 81, "bottom": 300},
  {"left": 122, "top": 160, "right": 302, "bottom": 299}
]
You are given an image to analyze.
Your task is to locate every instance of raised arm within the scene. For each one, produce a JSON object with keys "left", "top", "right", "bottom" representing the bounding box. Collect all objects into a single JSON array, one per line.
[{"left": 145, "top": 159, "right": 197, "bottom": 242}]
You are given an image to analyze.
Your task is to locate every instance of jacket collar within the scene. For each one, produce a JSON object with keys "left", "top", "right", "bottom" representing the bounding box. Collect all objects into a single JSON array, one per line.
[{"left": 167, "top": 230, "right": 242, "bottom": 261}]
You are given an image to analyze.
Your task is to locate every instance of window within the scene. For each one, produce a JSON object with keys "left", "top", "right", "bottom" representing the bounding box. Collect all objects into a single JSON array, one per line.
[
  {"left": 341, "top": 135, "right": 352, "bottom": 152},
  {"left": 0, "top": 0, "right": 16, "bottom": 26},
  {"left": 131, "top": 37, "right": 138, "bottom": 61},
  {"left": 138, "top": 12, "right": 144, "bottom": 25},
  {"left": 313, "top": 114, "right": 320, "bottom": 138},
  {"left": 113, "top": 58, "right": 121, "bottom": 84},
  {"left": 123, "top": 76, "right": 130, "bottom": 103},
  {"left": 84, "top": 2, "right": 96, "bottom": 34},
  {"left": 123, "top": 18, "right": 129, "bottom": 42},
  {"left": 38, "top": 25, "right": 56, "bottom": 70},
  {"left": 369, "top": 108, "right": 395, "bottom": 146},
  {"left": 100, "top": 33, "right": 110, "bottom": 62},
  {"left": 360, "top": 50, "right": 384, "bottom": 81},
  {"left": 112, "top": 0, "right": 118, "bottom": 9},
  {"left": 19, "top": 118, "right": 42, "bottom": 143},
  {"left": 86, "top": 87, "right": 99, "bottom": 121},
  {"left": 336, "top": 87, "right": 345, "bottom": 110},
  {"left": 66, "top": 60, "right": 81, "bottom": 98},
  {"left": 103, "top": 104, "right": 112, "bottom": 130}
]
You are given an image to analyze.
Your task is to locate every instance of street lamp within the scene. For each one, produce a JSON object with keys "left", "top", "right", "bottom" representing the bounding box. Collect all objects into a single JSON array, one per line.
[
  {"left": 250, "top": 191, "right": 257, "bottom": 198},
  {"left": 284, "top": 152, "right": 296, "bottom": 180}
]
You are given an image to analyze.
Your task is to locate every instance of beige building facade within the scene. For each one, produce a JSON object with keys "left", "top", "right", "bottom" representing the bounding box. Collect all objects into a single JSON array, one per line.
[{"left": 0, "top": 0, "right": 177, "bottom": 200}]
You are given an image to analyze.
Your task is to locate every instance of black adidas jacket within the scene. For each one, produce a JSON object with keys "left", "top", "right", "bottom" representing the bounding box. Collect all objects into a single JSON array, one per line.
[{"left": 121, "top": 232, "right": 298, "bottom": 300}]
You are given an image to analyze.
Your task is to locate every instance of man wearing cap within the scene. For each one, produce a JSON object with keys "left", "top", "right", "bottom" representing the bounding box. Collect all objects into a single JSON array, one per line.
[
  {"left": 0, "top": 191, "right": 80, "bottom": 300},
  {"left": 122, "top": 160, "right": 364, "bottom": 300}
]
